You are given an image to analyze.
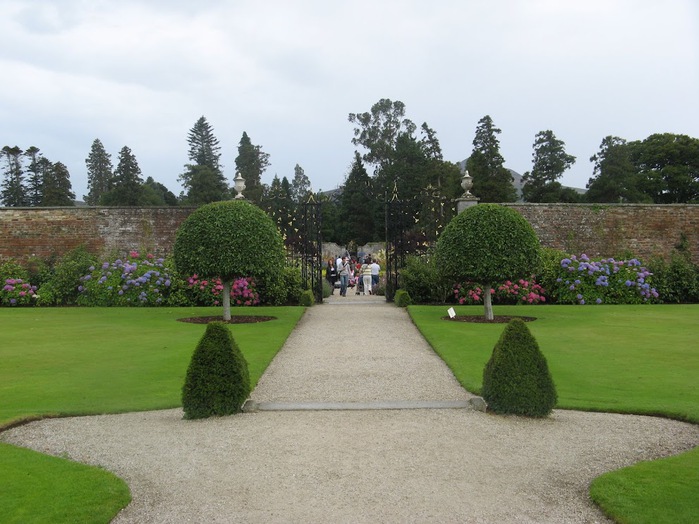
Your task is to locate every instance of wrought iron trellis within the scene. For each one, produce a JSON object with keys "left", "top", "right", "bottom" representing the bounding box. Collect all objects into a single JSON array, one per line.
[{"left": 301, "top": 194, "right": 323, "bottom": 303}]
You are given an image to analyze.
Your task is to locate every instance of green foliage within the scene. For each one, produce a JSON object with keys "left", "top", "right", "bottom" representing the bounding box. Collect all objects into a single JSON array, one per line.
[
  {"left": 648, "top": 252, "right": 699, "bottom": 303},
  {"left": 394, "top": 289, "right": 412, "bottom": 307},
  {"left": 435, "top": 204, "right": 541, "bottom": 286},
  {"left": 521, "top": 130, "right": 576, "bottom": 203},
  {"left": 182, "top": 322, "right": 251, "bottom": 419},
  {"left": 398, "top": 255, "right": 450, "bottom": 304},
  {"left": 36, "top": 245, "right": 97, "bottom": 306},
  {"left": 481, "top": 318, "right": 557, "bottom": 417},
  {"left": 298, "top": 289, "right": 315, "bottom": 306},
  {"left": 174, "top": 200, "right": 285, "bottom": 304}
]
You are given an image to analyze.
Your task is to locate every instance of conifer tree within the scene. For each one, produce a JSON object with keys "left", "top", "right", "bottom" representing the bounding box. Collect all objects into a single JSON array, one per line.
[
  {"left": 42, "top": 162, "right": 75, "bottom": 206},
  {"left": 522, "top": 130, "right": 576, "bottom": 202},
  {"left": 235, "top": 131, "right": 270, "bottom": 204},
  {"left": 180, "top": 117, "right": 228, "bottom": 204},
  {"left": 1, "top": 145, "right": 27, "bottom": 207},
  {"left": 84, "top": 139, "right": 113, "bottom": 205},
  {"left": 466, "top": 116, "right": 516, "bottom": 203}
]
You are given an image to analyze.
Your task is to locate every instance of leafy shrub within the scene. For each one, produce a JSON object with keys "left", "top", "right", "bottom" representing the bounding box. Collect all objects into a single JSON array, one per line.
[
  {"left": 394, "top": 289, "right": 412, "bottom": 307},
  {"left": 399, "top": 255, "right": 451, "bottom": 304},
  {"left": 1, "top": 261, "right": 38, "bottom": 306},
  {"left": 298, "top": 289, "right": 315, "bottom": 306},
  {"left": 648, "top": 252, "right": 699, "bottom": 303},
  {"left": 182, "top": 322, "right": 251, "bottom": 419},
  {"left": 435, "top": 204, "right": 541, "bottom": 319},
  {"left": 322, "top": 278, "right": 333, "bottom": 298},
  {"left": 548, "top": 254, "right": 658, "bottom": 304},
  {"left": 77, "top": 250, "right": 174, "bottom": 306},
  {"left": 174, "top": 200, "right": 285, "bottom": 315},
  {"left": 36, "top": 245, "right": 98, "bottom": 306},
  {"left": 482, "top": 318, "right": 557, "bottom": 417}
]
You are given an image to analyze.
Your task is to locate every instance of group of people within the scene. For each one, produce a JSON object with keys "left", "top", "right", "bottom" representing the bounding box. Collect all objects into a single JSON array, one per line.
[{"left": 326, "top": 254, "right": 380, "bottom": 297}]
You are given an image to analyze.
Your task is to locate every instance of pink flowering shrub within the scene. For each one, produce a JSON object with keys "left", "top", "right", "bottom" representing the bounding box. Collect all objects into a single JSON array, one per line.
[
  {"left": 454, "top": 277, "right": 546, "bottom": 305},
  {"left": 1, "top": 278, "right": 39, "bottom": 306},
  {"left": 186, "top": 275, "right": 260, "bottom": 306}
]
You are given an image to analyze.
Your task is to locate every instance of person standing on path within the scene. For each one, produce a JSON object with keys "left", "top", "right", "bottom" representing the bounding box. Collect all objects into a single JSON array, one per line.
[
  {"left": 326, "top": 259, "right": 338, "bottom": 294},
  {"left": 370, "top": 258, "right": 380, "bottom": 294},
  {"left": 338, "top": 256, "right": 350, "bottom": 297},
  {"left": 361, "top": 258, "right": 373, "bottom": 295}
]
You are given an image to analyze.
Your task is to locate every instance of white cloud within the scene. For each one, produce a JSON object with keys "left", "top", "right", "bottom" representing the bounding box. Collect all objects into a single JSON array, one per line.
[{"left": 1, "top": 0, "right": 697, "bottom": 198}]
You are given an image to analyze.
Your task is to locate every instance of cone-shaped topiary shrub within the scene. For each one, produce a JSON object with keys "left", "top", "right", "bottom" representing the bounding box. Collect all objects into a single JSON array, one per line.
[
  {"left": 481, "top": 318, "right": 557, "bottom": 417},
  {"left": 182, "top": 322, "right": 251, "bottom": 419}
]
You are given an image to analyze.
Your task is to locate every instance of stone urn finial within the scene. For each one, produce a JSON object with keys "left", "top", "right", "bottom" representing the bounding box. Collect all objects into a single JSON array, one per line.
[
  {"left": 233, "top": 172, "right": 246, "bottom": 199},
  {"left": 461, "top": 170, "right": 474, "bottom": 197}
]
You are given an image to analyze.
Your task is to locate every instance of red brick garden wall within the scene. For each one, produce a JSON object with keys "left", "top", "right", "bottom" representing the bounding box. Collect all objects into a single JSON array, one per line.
[
  {"left": 1, "top": 204, "right": 697, "bottom": 265},
  {"left": 0, "top": 207, "right": 197, "bottom": 264},
  {"left": 503, "top": 204, "right": 699, "bottom": 264}
]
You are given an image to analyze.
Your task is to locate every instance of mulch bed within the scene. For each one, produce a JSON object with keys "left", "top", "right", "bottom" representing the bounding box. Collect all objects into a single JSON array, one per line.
[
  {"left": 177, "top": 316, "right": 276, "bottom": 324},
  {"left": 443, "top": 315, "right": 537, "bottom": 323}
]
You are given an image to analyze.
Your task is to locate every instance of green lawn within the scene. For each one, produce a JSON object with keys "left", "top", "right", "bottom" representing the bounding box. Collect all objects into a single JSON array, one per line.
[
  {"left": 2, "top": 305, "right": 698, "bottom": 523},
  {"left": 409, "top": 304, "right": 699, "bottom": 524},
  {"left": 0, "top": 306, "right": 305, "bottom": 524}
]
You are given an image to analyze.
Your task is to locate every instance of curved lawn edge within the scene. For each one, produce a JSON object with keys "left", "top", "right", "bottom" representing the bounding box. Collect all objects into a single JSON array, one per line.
[
  {"left": 0, "top": 306, "right": 306, "bottom": 523},
  {"left": 408, "top": 304, "right": 699, "bottom": 524}
]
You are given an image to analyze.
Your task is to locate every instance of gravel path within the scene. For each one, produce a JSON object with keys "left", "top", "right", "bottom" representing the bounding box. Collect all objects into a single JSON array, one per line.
[{"left": 3, "top": 294, "right": 698, "bottom": 523}]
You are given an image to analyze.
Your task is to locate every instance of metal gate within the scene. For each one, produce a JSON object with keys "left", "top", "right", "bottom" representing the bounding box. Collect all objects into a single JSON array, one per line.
[{"left": 384, "top": 184, "right": 455, "bottom": 302}]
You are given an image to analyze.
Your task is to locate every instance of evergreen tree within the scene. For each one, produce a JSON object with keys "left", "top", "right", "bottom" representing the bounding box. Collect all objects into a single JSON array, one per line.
[
  {"left": 41, "top": 162, "right": 75, "bottom": 206},
  {"left": 187, "top": 116, "right": 222, "bottom": 172},
  {"left": 100, "top": 146, "right": 144, "bottom": 206},
  {"left": 290, "top": 163, "right": 311, "bottom": 203},
  {"left": 179, "top": 165, "right": 229, "bottom": 205},
  {"left": 338, "top": 153, "right": 376, "bottom": 246},
  {"left": 466, "top": 116, "right": 516, "bottom": 203},
  {"left": 235, "top": 131, "right": 270, "bottom": 204},
  {"left": 144, "top": 176, "right": 178, "bottom": 205},
  {"left": 24, "top": 146, "right": 46, "bottom": 206},
  {"left": 522, "top": 130, "right": 576, "bottom": 202},
  {"left": 1, "top": 145, "right": 28, "bottom": 207},
  {"left": 180, "top": 117, "right": 228, "bottom": 204},
  {"left": 84, "top": 138, "right": 113, "bottom": 205},
  {"left": 632, "top": 133, "right": 699, "bottom": 204},
  {"left": 587, "top": 136, "right": 648, "bottom": 203}
]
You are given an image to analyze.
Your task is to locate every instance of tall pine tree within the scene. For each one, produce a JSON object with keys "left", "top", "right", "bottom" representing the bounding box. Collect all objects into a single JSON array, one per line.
[
  {"left": 42, "top": 161, "right": 75, "bottom": 206},
  {"left": 466, "top": 116, "right": 516, "bottom": 203},
  {"left": 100, "top": 146, "right": 144, "bottom": 206},
  {"left": 522, "top": 130, "right": 576, "bottom": 202},
  {"left": 1, "top": 146, "right": 27, "bottom": 207},
  {"left": 235, "top": 131, "right": 270, "bottom": 204},
  {"left": 85, "top": 139, "right": 113, "bottom": 205},
  {"left": 180, "top": 117, "right": 228, "bottom": 204}
]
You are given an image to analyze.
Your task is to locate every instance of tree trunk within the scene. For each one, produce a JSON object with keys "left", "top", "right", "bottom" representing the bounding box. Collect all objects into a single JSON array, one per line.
[
  {"left": 222, "top": 280, "right": 231, "bottom": 321},
  {"left": 483, "top": 286, "right": 494, "bottom": 321}
]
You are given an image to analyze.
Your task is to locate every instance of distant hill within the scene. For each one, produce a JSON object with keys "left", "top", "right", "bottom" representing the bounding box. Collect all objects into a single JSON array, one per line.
[{"left": 458, "top": 160, "right": 585, "bottom": 202}]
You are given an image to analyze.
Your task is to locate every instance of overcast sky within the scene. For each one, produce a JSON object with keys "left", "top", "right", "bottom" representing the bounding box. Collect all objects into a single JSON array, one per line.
[{"left": 2, "top": 0, "right": 697, "bottom": 201}]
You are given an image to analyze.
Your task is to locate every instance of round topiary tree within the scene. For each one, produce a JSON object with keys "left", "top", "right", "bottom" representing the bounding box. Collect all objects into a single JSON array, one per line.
[
  {"left": 182, "top": 321, "right": 251, "bottom": 419},
  {"left": 435, "top": 204, "right": 540, "bottom": 320},
  {"left": 174, "top": 200, "right": 285, "bottom": 320},
  {"left": 481, "top": 318, "right": 557, "bottom": 417}
]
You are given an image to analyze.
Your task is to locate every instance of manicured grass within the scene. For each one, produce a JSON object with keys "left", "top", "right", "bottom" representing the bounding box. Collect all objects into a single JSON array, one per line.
[
  {"left": 0, "top": 306, "right": 304, "bottom": 524},
  {"left": 409, "top": 304, "right": 699, "bottom": 524}
]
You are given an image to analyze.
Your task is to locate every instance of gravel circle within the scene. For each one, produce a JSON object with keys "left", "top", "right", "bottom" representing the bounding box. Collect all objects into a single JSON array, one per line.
[{"left": 3, "top": 294, "right": 698, "bottom": 523}]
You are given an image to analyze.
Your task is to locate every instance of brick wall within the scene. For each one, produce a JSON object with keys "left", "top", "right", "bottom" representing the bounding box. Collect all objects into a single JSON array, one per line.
[
  {"left": 503, "top": 204, "right": 699, "bottom": 263},
  {"left": 1, "top": 204, "right": 698, "bottom": 265},
  {"left": 0, "top": 207, "right": 197, "bottom": 264}
]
